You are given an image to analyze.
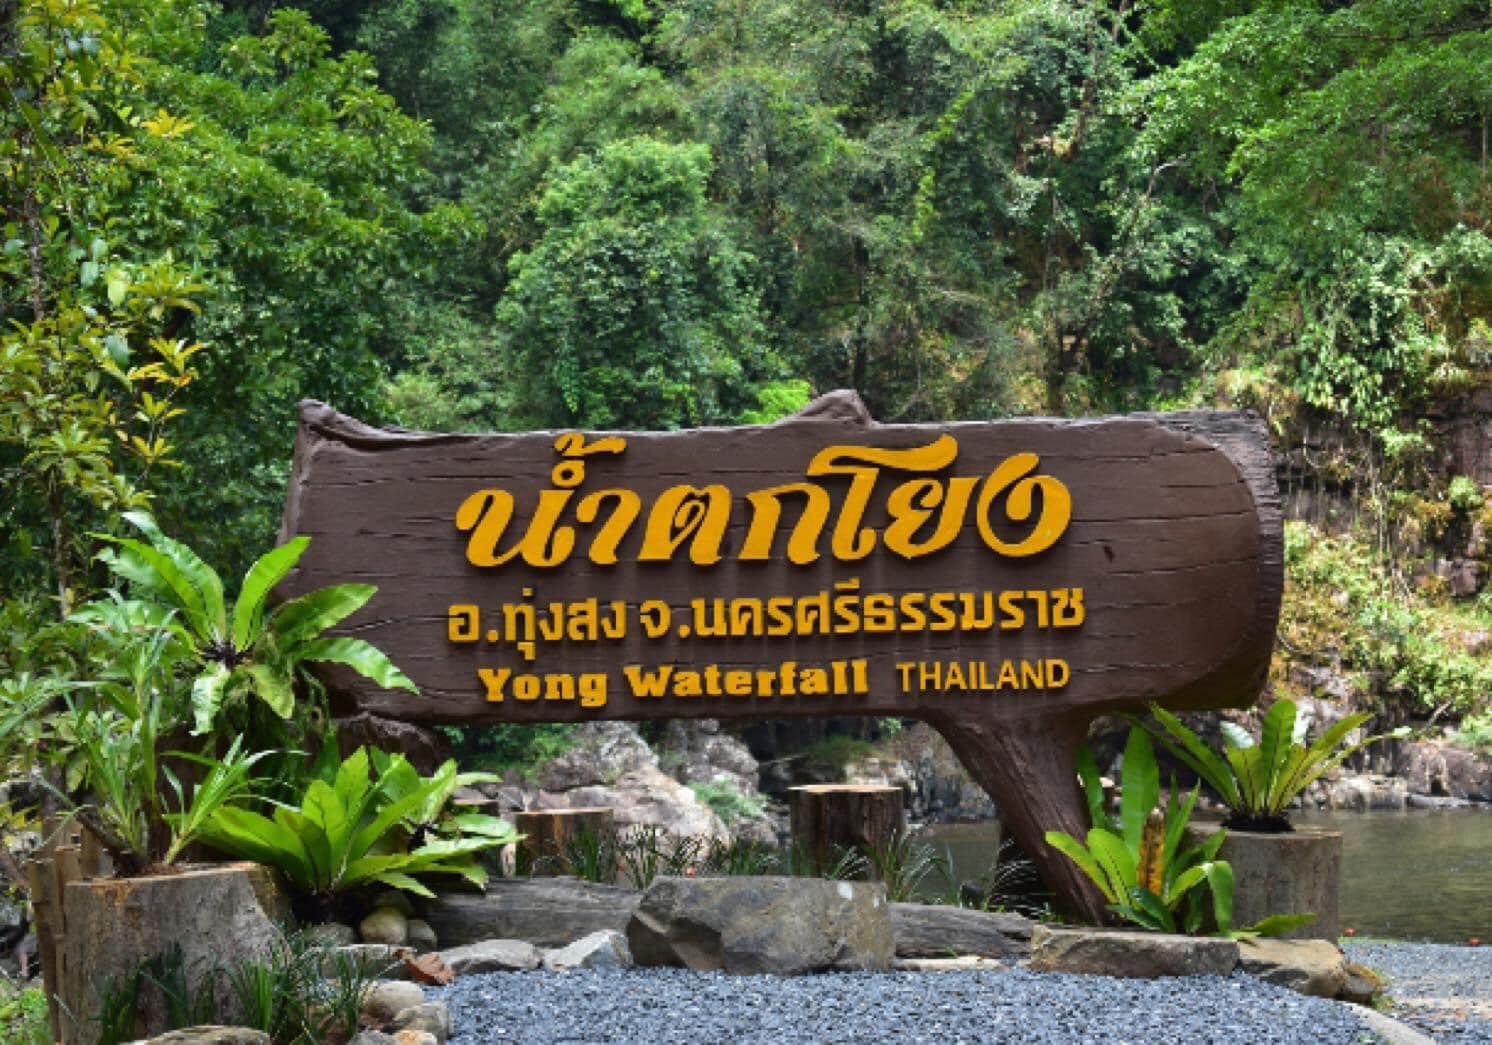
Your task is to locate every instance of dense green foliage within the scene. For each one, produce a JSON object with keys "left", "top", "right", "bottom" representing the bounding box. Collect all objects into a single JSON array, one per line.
[{"left": 4, "top": 0, "right": 1492, "bottom": 738}]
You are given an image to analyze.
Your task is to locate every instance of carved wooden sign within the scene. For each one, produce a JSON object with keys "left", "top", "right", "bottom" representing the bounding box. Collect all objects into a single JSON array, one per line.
[{"left": 280, "top": 391, "right": 1282, "bottom": 918}]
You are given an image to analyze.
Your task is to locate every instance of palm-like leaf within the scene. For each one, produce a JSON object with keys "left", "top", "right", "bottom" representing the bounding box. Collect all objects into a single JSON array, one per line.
[{"left": 232, "top": 536, "right": 310, "bottom": 649}]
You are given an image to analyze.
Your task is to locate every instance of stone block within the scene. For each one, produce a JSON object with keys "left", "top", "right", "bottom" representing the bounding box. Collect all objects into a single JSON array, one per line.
[{"left": 1029, "top": 925, "right": 1239, "bottom": 978}]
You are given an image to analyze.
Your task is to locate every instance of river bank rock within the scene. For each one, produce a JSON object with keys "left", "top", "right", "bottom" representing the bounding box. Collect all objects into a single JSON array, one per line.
[
  {"left": 654, "top": 720, "right": 779, "bottom": 845},
  {"left": 627, "top": 875, "right": 894, "bottom": 975},
  {"left": 1396, "top": 740, "right": 1492, "bottom": 803},
  {"left": 845, "top": 723, "right": 997, "bottom": 821},
  {"left": 505, "top": 723, "right": 730, "bottom": 840}
]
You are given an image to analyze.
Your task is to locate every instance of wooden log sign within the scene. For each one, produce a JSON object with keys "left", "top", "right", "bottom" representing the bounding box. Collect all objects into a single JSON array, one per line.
[{"left": 280, "top": 390, "right": 1282, "bottom": 919}]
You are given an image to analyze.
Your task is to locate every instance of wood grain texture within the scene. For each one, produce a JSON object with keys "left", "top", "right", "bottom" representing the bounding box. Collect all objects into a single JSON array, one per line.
[{"left": 279, "top": 390, "right": 1282, "bottom": 921}]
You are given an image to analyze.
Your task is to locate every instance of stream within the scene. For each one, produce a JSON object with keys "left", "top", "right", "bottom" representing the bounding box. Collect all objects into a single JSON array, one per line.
[{"left": 915, "top": 807, "right": 1492, "bottom": 942}]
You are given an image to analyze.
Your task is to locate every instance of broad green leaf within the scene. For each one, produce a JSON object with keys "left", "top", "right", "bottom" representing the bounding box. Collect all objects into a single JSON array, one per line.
[
  {"left": 300, "top": 637, "right": 418, "bottom": 693},
  {"left": 1127, "top": 887, "right": 1176, "bottom": 934},
  {"left": 244, "top": 662, "right": 295, "bottom": 719},
  {"left": 1147, "top": 705, "right": 1241, "bottom": 809},
  {"left": 1086, "top": 828, "right": 1137, "bottom": 903},
  {"left": 1076, "top": 745, "right": 1109, "bottom": 830},
  {"left": 1119, "top": 729, "right": 1159, "bottom": 854},
  {"left": 1243, "top": 913, "right": 1317, "bottom": 937},
  {"left": 123, "top": 512, "right": 226, "bottom": 634},
  {"left": 451, "top": 813, "right": 521, "bottom": 840},
  {"left": 1257, "top": 699, "right": 1298, "bottom": 793},
  {"left": 269, "top": 584, "right": 377, "bottom": 649},
  {"left": 1218, "top": 721, "right": 1255, "bottom": 750},
  {"left": 190, "top": 664, "right": 232, "bottom": 736},
  {"left": 232, "top": 536, "right": 310, "bottom": 649},
  {"left": 1204, "top": 861, "right": 1235, "bottom": 936},
  {"left": 97, "top": 537, "right": 209, "bottom": 637},
  {"left": 1045, "top": 831, "right": 1118, "bottom": 904},
  {"left": 1161, "top": 783, "right": 1201, "bottom": 874},
  {"left": 368, "top": 870, "right": 435, "bottom": 897}
]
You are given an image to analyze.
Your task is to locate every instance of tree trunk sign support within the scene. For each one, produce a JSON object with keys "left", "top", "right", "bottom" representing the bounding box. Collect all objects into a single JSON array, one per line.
[{"left": 280, "top": 390, "right": 1282, "bottom": 922}]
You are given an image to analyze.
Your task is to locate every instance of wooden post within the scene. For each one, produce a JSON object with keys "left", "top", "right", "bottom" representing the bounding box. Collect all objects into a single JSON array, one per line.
[
  {"left": 26, "top": 859, "right": 60, "bottom": 1043},
  {"left": 515, "top": 808, "right": 615, "bottom": 876},
  {"left": 789, "top": 784, "right": 905, "bottom": 875}
]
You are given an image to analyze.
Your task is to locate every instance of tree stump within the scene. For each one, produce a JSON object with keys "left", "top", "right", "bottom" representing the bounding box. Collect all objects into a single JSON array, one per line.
[
  {"left": 789, "top": 784, "right": 905, "bottom": 875},
  {"left": 515, "top": 808, "right": 615, "bottom": 876}
]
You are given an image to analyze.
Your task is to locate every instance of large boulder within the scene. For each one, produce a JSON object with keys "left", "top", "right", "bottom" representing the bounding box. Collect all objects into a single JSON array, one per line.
[
  {"left": 1397, "top": 740, "right": 1492, "bottom": 803},
  {"left": 889, "top": 903, "right": 1033, "bottom": 958},
  {"left": 845, "top": 723, "right": 996, "bottom": 821},
  {"left": 627, "top": 875, "right": 893, "bottom": 975},
  {"left": 423, "top": 879, "right": 640, "bottom": 949},
  {"left": 527, "top": 723, "right": 727, "bottom": 840},
  {"left": 1029, "top": 925, "right": 1239, "bottom": 978}
]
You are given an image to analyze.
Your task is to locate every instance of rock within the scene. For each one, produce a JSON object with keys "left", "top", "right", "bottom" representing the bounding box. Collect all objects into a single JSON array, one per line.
[
  {"left": 889, "top": 903, "right": 1033, "bottom": 958},
  {"left": 424, "top": 879, "right": 641, "bottom": 948},
  {"left": 373, "top": 890, "right": 417, "bottom": 916},
  {"left": 654, "top": 720, "right": 777, "bottom": 844},
  {"left": 347, "top": 1033, "right": 398, "bottom": 1045},
  {"left": 1028, "top": 925, "right": 1239, "bottom": 978},
  {"left": 521, "top": 722, "right": 727, "bottom": 840},
  {"left": 393, "top": 1033, "right": 437, "bottom": 1045},
  {"left": 628, "top": 875, "right": 894, "bottom": 975},
  {"left": 440, "top": 939, "right": 542, "bottom": 974},
  {"left": 1397, "top": 740, "right": 1492, "bottom": 803},
  {"left": 389, "top": 1001, "right": 451, "bottom": 1043},
  {"left": 543, "top": 930, "right": 633, "bottom": 971},
  {"left": 1327, "top": 774, "right": 1407, "bottom": 812},
  {"left": 406, "top": 918, "right": 438, "bottom": 952},
  {"left": 361, "top": 906, "right": 411, "bottom": 946},
  {"left": 325, "top": 944, "right": 409, "bottom": 980},
  {"left": 1237, "top": 937, "right": 1349, "bottom": 998},
  {"left": 130, "top": 1029, "right": 270, "bottom": 1044},
  {"left": 362, "top": 981, "right": 427, "bottom": 1023},
  {"left": 1340, "top": 960, "right": 1386, "bottom": 1004},
  {"left": 305, "top": 922, "right": 358, "bottom": 948},
  {"left": 846, "top": 723, "right": 997, "bottom": 821}
]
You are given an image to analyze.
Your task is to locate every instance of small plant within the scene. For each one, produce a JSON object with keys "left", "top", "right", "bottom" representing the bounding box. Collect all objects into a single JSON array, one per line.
[
  {"left": 228, "top": 926, "right": 386, "bottom": 1044},
  {"left": 1144, "top": 699, "right": 1404, "bottom": 831},
  {"left": 780, "top": 839, "right": 869, "bottom": 881},
  {"left": 197, "top": 746, "right": 519, "bottom": 915},
  {"left": 863, "top": 831, "right": 954, "bottom": 903},
  {"left": 699, "top": 836, "right": 777, "bottom": 877},
  {"left": 1045, "top": 729, "right": 1314, "bottom": 937},
  {"left": 556, "top": 827, "right": 618, "bottom": 882},
  {"left": 689, "top": 780, "right": 765, "bottom": 826},
  {"left": 0, "top": 980, "right": 49, "bottom": 1045},
  {"left": 91, "top": 512, "right": 417, "bottom": 737},
  {"left": 615, "top": 825, "right": 706, "bottom": 889}
]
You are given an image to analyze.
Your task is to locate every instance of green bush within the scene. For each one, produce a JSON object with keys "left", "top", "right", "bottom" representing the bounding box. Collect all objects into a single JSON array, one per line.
[{"left": 689, "top": 780, "right": 764, "bottom": 825}]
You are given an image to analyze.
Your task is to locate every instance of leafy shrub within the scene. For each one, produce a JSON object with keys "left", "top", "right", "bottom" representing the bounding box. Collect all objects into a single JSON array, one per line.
[
  {"left": 197, "top": 746, "right": 518, "bottom": 912},
  {"left": 688, "top": 780, "right": 765, "bottom": 825}
]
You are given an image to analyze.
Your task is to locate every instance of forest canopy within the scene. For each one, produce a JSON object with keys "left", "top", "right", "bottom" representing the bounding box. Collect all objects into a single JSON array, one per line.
[{"left": 4, "top": 0, "right": 1492, "bottom": 652}]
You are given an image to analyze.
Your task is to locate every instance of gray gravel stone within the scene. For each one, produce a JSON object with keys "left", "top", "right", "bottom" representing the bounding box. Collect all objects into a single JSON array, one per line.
[
  {"left": 1345, "top": 941, "right": 1492, "bottom": 1041},
  {"left": 430, "top": 966, "right": 1376, "bottom": 1043}
]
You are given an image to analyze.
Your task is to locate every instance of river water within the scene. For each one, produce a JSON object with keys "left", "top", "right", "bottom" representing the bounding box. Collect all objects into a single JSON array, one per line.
[{"left": 915, "top": 807, "right": 1492, "bottom": 943}]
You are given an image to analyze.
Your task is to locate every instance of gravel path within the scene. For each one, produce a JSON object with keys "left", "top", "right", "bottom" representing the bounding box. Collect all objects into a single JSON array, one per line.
[
  {"left": 1345, "top": 941, "right": 1492, "bottom": 1042},
  {"left": 433, "top": 967, "right": 1380, "bottom": 1044}
]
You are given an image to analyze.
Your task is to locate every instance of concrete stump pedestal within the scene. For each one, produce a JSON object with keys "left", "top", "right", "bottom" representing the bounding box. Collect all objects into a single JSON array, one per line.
[{"left": 1189, "top": 822, "right": 1342, "bottom": 940}]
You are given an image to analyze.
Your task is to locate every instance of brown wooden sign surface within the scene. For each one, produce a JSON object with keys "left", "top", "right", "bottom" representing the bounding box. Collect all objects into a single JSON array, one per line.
[{"left": 280, "top": 391, "right": 1281, "bottom": 918}]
